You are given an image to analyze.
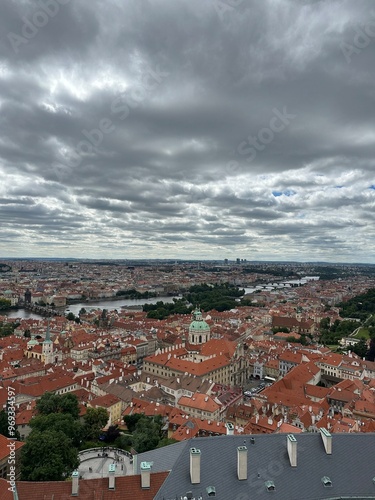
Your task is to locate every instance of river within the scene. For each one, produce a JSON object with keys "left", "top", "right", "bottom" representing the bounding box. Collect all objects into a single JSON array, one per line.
[
  {"left": 4, "top": 278, "right": 316, "bottom": 320},
  {"left": 4, "top": 295, "right": 177, "bottom": 320}
]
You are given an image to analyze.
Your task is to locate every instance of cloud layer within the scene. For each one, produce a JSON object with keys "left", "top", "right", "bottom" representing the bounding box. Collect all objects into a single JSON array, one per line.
[{"left": 1, "top": 0, "right": 375, "bottom": 261}]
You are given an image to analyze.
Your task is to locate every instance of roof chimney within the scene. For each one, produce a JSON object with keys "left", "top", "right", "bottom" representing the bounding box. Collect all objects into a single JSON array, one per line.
[
  {"left": 71, "top": 470, "right": 79, "bottom": 496},
  {"left": 190, "top": 448, "right": 201, "bottom": 484},
  {"left": 237, "top": 446, "right": 248, "bottom": 480},
  {"left": 226, "top": 422, "right": 234, "bottom": 435},
  {"left": 320, "top": 427, "right": 332, "bottom": 454},
  {"left": 109, "top": 463, "right": 116, "bottom": 490},
  {"left": 287, "top": 434, "right": 297, "bottom": 467},
  {"left": 140, "top": 461, "right": 152, "bottom": 489}
]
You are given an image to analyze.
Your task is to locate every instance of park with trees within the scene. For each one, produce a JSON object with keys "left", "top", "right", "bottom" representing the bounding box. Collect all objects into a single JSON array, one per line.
[
  {"left": 16, "top": 392, "right": 174, "bottom": 481},
  {"left": 143, "top": 282, "right": 245, "bottom": 319}
]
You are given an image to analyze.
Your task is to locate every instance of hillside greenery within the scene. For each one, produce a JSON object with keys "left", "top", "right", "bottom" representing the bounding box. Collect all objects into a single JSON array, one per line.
[
  {"left": 319, "top": 318, "right": 362, "bottom": 346},
  {"left": 338, "top": 288, "right": 375, "bottom": 320}
]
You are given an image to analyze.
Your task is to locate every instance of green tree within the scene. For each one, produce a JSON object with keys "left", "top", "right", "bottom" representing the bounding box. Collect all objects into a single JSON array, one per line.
[
  {"left": 36, "top": 392, "right": 80, "bottom": 419},
  {"left": 351, "top": 339, "right": 368, "bottom": 358},
  {"left": 0, "top": 321, "right": 18, "bottom": 337},
  {"left": 272, "top": 326, "right": 290, "bottom": 334},
  {"left": 83, "top": 407, "right": 109, "bottom": 441},
  {"left": 0, "top": 298, "right": 11, "bottom": 310},
  {"left": 285, "top": 336, "right": 301, "bottom": 343},
  {"left": 104, "top": 424, "right": 120, "bottom": 443},
  {"left": 114, "top": 434, "right": 132, "bottom": 450},
  {"left": 30, "top": 413, "right": 83, "bottom": 448},
  {"left": 124, "top": 414, "right": 143, "bottom": 433},
  {"left": 131, "top": 416, "right": 163, "bottom": 453},
  {"left": 20, "top": 430, "right": 79, "bottom": 481}
]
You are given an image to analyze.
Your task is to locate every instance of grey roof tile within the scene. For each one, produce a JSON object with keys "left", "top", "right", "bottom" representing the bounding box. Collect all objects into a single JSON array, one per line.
[{"left": 139, "top": 432, "right": 375, "bottom": 500}]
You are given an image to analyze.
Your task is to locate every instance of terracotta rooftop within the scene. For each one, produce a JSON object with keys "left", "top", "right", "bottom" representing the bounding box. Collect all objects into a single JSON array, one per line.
[{"left": 8, "top": 472, "right": 169, "bottom": 499}]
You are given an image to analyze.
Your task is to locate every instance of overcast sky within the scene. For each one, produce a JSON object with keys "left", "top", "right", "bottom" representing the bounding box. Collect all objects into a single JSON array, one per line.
[{"left": 0, "top": 0, "right": 374, "bottom": 262}]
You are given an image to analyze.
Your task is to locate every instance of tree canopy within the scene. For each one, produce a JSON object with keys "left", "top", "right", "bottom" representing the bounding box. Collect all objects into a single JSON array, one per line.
[
  {"left": 0, "top": 298, "right": 11, "bottom": 310},
  {"left": 319, "top": 318, "right": 360, "bottom": 345},
  {"left": 30, "top": 413, "right": 82, "bottom": 448},
  {"left": 20, "top": 430, "right": 79, "bottom": 481},
  {"left": 338, "top": 288, "right": 375, "bottom": 320},
  {"left": 123, "top": 414, "right": 176, "bottom": 453},
  {"left": 36, "top": 392, "right": 80, "bottom": 419},
  {"left": 143, "top": 282, "right": 245, "bottom": 319},
  {"left": 83, "top": 407, "right": 109, "bottom": 441},
  {"left": 19, "top": 393, "right": 117, "bottom": 481}
]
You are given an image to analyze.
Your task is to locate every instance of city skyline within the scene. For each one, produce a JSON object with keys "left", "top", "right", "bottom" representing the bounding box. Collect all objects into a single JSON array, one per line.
[{"left": 1, "top": 0, "right": 375, "bottom": 262}]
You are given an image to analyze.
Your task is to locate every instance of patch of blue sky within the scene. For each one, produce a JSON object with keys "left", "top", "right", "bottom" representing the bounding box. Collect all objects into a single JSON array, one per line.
[
  {"left": 272, "top": 189, "right": 296, "bottom": 197},
  {"left": 369, "top": 185, "right": 375, "bottom": 190}
]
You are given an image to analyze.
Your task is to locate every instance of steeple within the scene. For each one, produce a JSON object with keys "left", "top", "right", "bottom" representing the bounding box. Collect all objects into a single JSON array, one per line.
[
  {"left": 42, "top": 319, "right": 54, "bottom": 365},
  {"left": 45, "top": 320, "right": 52, "bottom": 343}
]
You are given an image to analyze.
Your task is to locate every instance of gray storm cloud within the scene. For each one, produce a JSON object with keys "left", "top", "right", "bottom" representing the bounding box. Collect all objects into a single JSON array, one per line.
[{"left": 0, "top": 0, "right": 374, "bottom": 261}]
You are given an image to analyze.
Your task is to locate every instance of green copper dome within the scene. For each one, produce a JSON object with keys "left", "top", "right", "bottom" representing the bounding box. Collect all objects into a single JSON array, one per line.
[
  {"left": 189, "top": 308, "right": 210, "bottom": 333},
  {"left": 27, "top": 336, "right": 39, "bottom": 346},
  {"left": 189, "top": 320, "right": 210, "bottom": 331}
]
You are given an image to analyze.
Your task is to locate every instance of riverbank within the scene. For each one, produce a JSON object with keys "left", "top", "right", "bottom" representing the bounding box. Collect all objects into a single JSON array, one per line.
[{"left": 66, "top": 293, "right": 172, "bottom": 305}]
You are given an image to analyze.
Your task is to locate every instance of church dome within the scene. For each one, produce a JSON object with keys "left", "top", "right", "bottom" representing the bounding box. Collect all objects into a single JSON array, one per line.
[
  {"left": 188, "top": 308, "right": 210, "bottom": 344},
  {"left": 189, "top": 308, "right": 209, "bottom": 332},
  {"left": 189, "top": 320, "right": 210, "bottom": 332}
]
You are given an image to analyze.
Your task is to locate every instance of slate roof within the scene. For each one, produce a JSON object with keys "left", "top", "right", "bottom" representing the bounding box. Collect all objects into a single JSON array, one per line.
[{"left": 137, "top": 432, "right": 375, "bottom": 500}]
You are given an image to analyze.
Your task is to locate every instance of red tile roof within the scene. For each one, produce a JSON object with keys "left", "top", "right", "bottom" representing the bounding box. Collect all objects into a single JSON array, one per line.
[{"left": 13, "top": 472, "right": 169, "bottom": 499}]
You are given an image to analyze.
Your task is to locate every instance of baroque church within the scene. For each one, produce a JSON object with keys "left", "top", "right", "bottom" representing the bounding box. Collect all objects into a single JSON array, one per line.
[{"left": 143, "top": 308, "right": 248, "bottom": 386}]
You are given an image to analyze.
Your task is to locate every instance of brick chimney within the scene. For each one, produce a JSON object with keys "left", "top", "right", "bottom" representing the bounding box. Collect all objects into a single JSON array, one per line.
[
  {"left": 109, "top": 463, "right": 116, "bottom": 490},
  {"left": 320, "top": 427, "right": 332, "bottom": 454},
  {"left": 140, "top": 462, "right": 152, "bottom": 489},
  {"left": 190, "top": 448, "right": 201, "bottom": 484},
  {"left": 71, "top": 470, "right": 79, "bottom": 496},
  {"left": 237, "top": 446, "right": 248, "bottom": 480},
  {"left": 287, "top": 434, "right": 297, "bottom": 467}
]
